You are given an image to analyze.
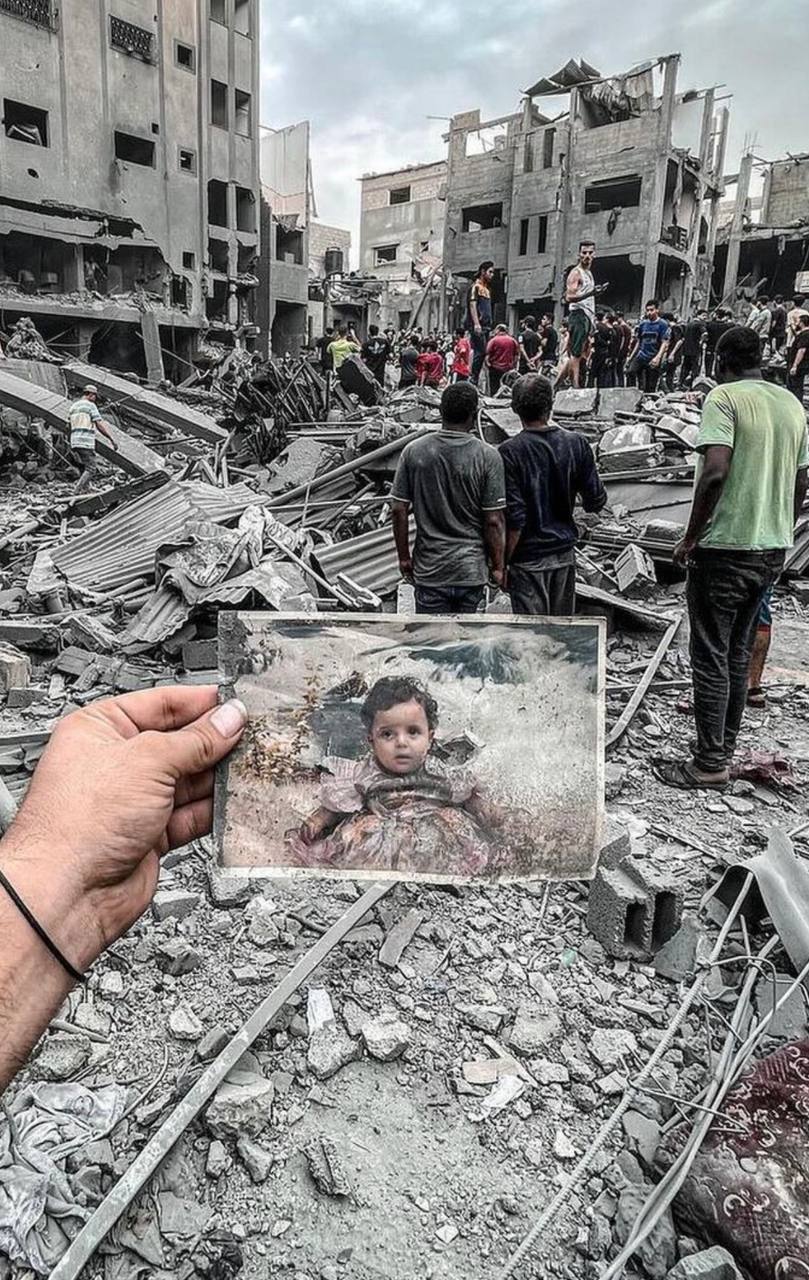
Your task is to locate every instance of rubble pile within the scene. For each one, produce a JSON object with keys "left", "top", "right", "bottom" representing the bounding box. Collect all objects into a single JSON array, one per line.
[{"left": 2, "top": 345, "right": 809, "bottom": 1280}]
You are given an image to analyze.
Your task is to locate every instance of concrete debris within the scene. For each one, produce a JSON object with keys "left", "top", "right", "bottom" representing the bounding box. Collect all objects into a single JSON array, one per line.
[
  {"left": 654, "top": 914, "right": 708, "bottom": 982},
  {"left": 361, "top": 1012, "right": 412, "bottom": 1060},
  {"left": 152, "top": 888, "right": 202, "bottom": 922},
  {"left": 35, "top": 1033, "right": 92, "bottom": 1081},
  {"left": 615, "top": 543, "right": 658, "bottom": 599},
  {"left": 0, "top": 642, "right": 30, "bottom": 693},
  {"left": 303, "top": 1135, "right": 353, "bottom": 1197},
  {"left": 154, "top": 938, "right": 203, "bottom": 975},
  {"left": 587, "top": 853, "right": 683, "bottom": 961},
  {"left": 507, "top": 1004, "right": 562, "bottom": 1056},
  {"left": 614, "top": 1182, "right": 678, "bottom": 1278},
  {"left": 307, "top": 1023, "right": 362, "bottom": 1080},
  {"left": 665, "top": 1248, "right": 744, "bottom": 1280},
  {"left": 236, "top": 1135, "right": 274, "bottom": 1183},
  {"left": 168, "top": 1004, "right": 204, "bottom": 1041},
  {"left": 206, "top": 1139, "right": 231, "bottom": 1179},
  {"left": 205, "top": 1067, "right": 275, "bottom": 1139}
]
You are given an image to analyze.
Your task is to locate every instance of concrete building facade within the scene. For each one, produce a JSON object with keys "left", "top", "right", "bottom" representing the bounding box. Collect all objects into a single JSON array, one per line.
[
  {"left": 713, "top": 152, "right": 809, "bottom": 308},
  {"left": 308, "top": 221, "right": 351, "bottom": 342},
  {"left": 0, "top": 0, "right": 260, "bottom": 378},
  {"left": 359, "top": 161, "right": 446, "bottom": 330},
  {"left": 259, "top": 121, "right": 310, "bottom": 357},
  {"left": 442, "top": 56, "right": 729, "bottom": 328}
]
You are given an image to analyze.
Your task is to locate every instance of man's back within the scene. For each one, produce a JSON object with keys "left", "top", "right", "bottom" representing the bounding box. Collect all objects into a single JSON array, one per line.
[
  {"left": 697, "top": 379, "right": 809, "bottom": 550},
  {"left": 499, "top": 426, "right": 606, "bottom": 561},
  {"left": 392, "top": 432, "right": 505, "bottom": 584},
  {"left": 487, "top": 333, "right": 519, "bottom": 370}
]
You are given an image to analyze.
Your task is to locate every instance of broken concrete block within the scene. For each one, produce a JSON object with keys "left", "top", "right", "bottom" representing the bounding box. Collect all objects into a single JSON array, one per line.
[
  {"left": 589, "top": 1027, "right": 638, "bottom": 1072},
  {"left": 361, "top": 1012, "right": 411, "bottom": 1061},
  {"left": 614, "top": 1183, "right": 677, "bottom": 1279},
  {"left": 458, "top": 1003, "right": 508, "bottom": 1034},
  {"left": 169, "top": 1004, "right": 204, "bottom": 1041},
  {"left": 621, "top": 1110, "right": 661, "bottom": 1172},
  {"left": 595, "top": 386, "right": 643, "bottom": 419},
  {"left": 304, "top": 1134, "right": 352, "bottom": 1197},
  {"left": 553, "top": 387, "right": 599, "bottom": 417},
  {"left": 307, "top": 1025, "right": 362, "bottom": 1080},
  {"left": 35, "top": 1033, "right": 91, "bottom": 1081},
  {"left": 643, "top": 518, "right": 683, "bottom": 543},
  {"left": 0, "top": 641, "right": 30, "bottom": 692},
  {"left": 653, "top": 913, "right": 706, "bottom": 982},
  {"left": 196, "top": 1025, "right": 231, "bottom": 1061},
  {"left": 378, "top": 908, "right": 423, "bottom": 968},
  {"left": 236, "top": 1135, "right": 273, "bottom": 1183},
  {"left": 6, "top": 687, "right": 38, "bottom": 708},
  {"left": 614, "top": 543, "right": 657, "bottom": 599},
  {"left": 246, "top": 895, "right": 280, "bottom": 946},
  {"left": 206, "top": 1139, "right": 230, "bottom": 1179},
  {"left": 206, "top": 1070, "right": 274, "bottom": 1139},
  {"left": 605, "top": 762, "right": 628, "bottom": 800},
  {"left": 155, "top": 939, "right": 202, "bottom": 975},
  {"left": 655, "top": 412, "right": 699, "bottom": 450},
  {"left": 207, "top": 867, "right": 251, "bottom": 908},
  {"left": 152, "top": 888, "right": 201, "bottom": 922},
  {"left": 665, "top": 1248, "right": 743, "bottom": 1280},
  {"left": 597, "top": 815, "right": 632, "bottom": 871},
  {"left": 599, "top": 423, "right": 664, "bottom": 473},
  {"left": 587, "top": 854, "right": 683, "bottom": 962},
  {"left": 507, "top": 1004, "right": 562, "bottom": 1056}
]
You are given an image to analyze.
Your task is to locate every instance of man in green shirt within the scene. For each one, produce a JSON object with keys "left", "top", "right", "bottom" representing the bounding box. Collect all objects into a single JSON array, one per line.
[
  {"left": 656, "top": 326, "right": 808, "bottom": 790},
  {"left": 327, "top": 324, "right": 360, "bottom": 372}
]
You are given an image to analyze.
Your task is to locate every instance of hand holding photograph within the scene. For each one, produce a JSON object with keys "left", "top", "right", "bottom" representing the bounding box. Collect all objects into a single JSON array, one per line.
[{"left": 216, "top": 611, "right": 605, "bottom": 884}]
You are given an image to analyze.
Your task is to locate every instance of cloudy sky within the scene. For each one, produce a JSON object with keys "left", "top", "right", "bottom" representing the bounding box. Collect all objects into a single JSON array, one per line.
[{"left": 260, "top": 0, "right": 803, "bottom": 265}]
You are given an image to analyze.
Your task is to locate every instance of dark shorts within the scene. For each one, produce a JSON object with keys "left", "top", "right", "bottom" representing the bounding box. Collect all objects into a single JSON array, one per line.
[
  {"left": 568, "top": 309, "right": 592, "bottom": 357},
  {"left": 73, "top": 447, "right": 97, "bottom": 471},
  {"left": 414, "top": 583, "right": 485, "bottom": 615}
]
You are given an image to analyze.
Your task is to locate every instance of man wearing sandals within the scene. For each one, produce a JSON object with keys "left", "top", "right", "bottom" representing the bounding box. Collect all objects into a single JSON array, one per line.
[{"left": 657, "top": 326, "right": 809, "bottom": 791}]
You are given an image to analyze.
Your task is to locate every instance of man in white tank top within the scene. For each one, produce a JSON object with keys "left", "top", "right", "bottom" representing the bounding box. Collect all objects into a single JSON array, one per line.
[{"left": 554, "top": 241, "right": 605, "bottom": 389}]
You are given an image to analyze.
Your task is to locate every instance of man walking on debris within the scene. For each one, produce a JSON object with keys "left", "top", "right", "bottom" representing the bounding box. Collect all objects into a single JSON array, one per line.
[
  {"left": 398, "top": 333, "right": 420, "bottom": 388},
  {"left": 655, "top": 327, "right": 809, "bottom": 791},
  {"left": 327, "top": 324, "right": 360, "bottom": 372},
  {"left": 554, "top": 240, "right": 605, "bottom": 390},
  {"left": 68, "top": 384, "right": 118, "bottom": 493},
  {"left": 500, "top": 375, "right": 606, "bottom": 615},
  {"left": 468, "top": 261, "right": 495, "bottom": 384},
  {"left": 391, "top": 382, "right": 506, "bottom": 614},
  {"left": 680, "top": 309, "right": 708, "bottom": 387},
  {"left": 361, "top": 324, "right": 391, "bottom": 387}
]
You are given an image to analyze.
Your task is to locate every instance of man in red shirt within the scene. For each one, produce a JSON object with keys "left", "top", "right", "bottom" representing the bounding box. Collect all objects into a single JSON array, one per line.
[
  {"left": 451, "top": 327, "right": 472, "bottom": 381},
  {"left": 415, "top": 340, "right": 445, "bottom": 388},
  {"left": 485, "top": 324, "right": 520, "bottom": 394}
]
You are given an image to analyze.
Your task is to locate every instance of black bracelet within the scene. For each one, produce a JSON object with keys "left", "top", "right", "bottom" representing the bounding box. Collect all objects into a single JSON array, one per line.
[{"left": 0, "top": 867, "right": 87, "bottom": 984}]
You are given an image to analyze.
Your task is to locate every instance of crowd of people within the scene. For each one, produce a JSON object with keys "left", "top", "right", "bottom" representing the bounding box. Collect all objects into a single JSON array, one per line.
[{"left": 313, "top": 246, "right": 809, "bottom": 407}]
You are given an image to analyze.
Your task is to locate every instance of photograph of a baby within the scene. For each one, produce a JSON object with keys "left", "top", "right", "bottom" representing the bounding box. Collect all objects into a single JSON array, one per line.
[
  {"left": 216, "top": 611, "right": 604, "bottom": 884},
  {"left": 287, "top": 675, "right": 502, "bottom": 876}
]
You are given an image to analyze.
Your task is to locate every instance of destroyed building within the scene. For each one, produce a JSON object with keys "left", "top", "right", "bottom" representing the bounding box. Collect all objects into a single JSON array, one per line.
[
  {"left": 307, "top": 220, "right": 352, "bottom": 342},
  {"left": 713, "top": 150, "right": 809, "bottom": 306},
  {"left": 0, "top": 0, "right": 260, "bottom": 379},
  {"left": 442, "top": 55, "right": 729, "bottom": 326},
  {"left": 259, "top": 121, "right": 311, "bottom": 359},
  {"left": 358, "top": 160, "right": 447, "bottom": 332}
]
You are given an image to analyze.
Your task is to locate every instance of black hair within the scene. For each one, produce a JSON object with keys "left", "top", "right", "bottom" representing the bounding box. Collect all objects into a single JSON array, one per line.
[
  {"left": 476, "top": 260, "right": 494, "bottom": 278},
  {"left": 511, "top": 373, "right": 554, "bottom": 423},
  {"left": 794, "top": 295, "right": 806, "bottom": 308},
  {"left": 715, "top": 324, "right": 761, "bottom": 373},
  {"left": 361, "top": 677, "right": 438, "bottom": 731},
  {"left": 441, "top": 380, "right": 479, "bottom": 425},
  {"left": 645, "top": 299, "right": 659, "bottom": 309},
  {"left": 369, "top": 323, "right": 379, "bottom": 335},
  {"left": 775, "top": 294, "right": 783, "bottom": 304},
  {"left": 454, "top": 326, "right": 466, "bottom": 338},
  {"left": 759, "top": 296, "right": 769, "bottom": 305},
  {"left": 523, "top": 314, "right": 537, "bottom": 329},
  {"left": 579, "top": 240, "right": 595, "bottom": 251}
]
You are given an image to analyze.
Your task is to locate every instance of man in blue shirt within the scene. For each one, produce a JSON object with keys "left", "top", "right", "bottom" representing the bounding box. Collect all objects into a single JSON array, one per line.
[
  {"left": 627, "top": 300, "right": 670, "bottom": 392},
  {"left": 499, "top": 375, "right": 607, "bottom": 615}
]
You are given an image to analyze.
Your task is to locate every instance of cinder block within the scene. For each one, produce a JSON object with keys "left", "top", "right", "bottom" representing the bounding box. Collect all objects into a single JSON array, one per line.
[
  {"left": 0, "top": 642, "right": 30, "bottom": 693},
  {"left": 587, "top": 854, "right": 683, "bottom": 962},
  {"left": 615, "top": 543, "right": 657, "bottom": 599}
]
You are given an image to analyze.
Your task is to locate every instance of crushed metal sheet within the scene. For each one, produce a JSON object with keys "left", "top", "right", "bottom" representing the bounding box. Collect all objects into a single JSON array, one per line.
[{"left": 312, "top": 519, "right": 414, "bottom": 597}]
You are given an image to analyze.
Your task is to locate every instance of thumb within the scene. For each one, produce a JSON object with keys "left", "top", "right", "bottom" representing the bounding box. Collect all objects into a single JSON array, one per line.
[{"left": 154, "top": 698, "right": 248, "bottom": 777}]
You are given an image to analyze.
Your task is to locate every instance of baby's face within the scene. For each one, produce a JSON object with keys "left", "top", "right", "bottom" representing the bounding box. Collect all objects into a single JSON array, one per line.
[{"left": 369, "top": 700, "right": 432, "bottom": 775}]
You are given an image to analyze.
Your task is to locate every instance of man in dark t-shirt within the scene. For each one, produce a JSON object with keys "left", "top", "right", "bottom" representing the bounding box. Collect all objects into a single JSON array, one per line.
[
  {"left": 399, "top": 336, "right": 420, "bottom": 388},
  {"left": 317, "top": 326, "right": 335, "bottom": 374},
  {"left": 789, "top": 314, "right": 809, "bottom": 402},
  {"left": 500, "top": 375, "right": 607, "bottom": 615},
  {"left": 468, "top": 261, "right": 495, "bottom": 384},
  {"left": 680, "top": 310, "right": 708, "bottom": 386},
  {"left": 361, "top": 324, "right": 391, "bottom": 386},
  {"left": 540, "top": 314, "right": 559, "bottom": 367},
  {"left": 518, "top": 316, "right": 542, "bottom": 373}
]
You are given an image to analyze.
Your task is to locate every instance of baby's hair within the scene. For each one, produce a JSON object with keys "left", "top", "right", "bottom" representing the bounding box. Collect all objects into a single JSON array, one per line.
[{"left": 361, "top": 677, "right": 439, "bottom": 731}]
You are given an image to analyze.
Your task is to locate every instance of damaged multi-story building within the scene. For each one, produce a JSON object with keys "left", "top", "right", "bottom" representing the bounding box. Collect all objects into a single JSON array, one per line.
[
  {"left": 713, "top": 151, "right": 809, "bottom": 306},
  {"left": 0, "top": 0, "right": 260, "bottom": 380},
  {"left": 259, "top": 121, "right": 311, "bottom": 358},
  {"left": 358, "top": 161, "right": 447, "bottom": 331},
  {"left": 442, "top": 55, "right": 729, "bottom": 327}
]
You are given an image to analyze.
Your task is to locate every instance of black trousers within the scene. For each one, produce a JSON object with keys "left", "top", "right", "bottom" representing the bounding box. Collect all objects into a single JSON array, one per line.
[
  {"left": 414, "top": 583, "right": 485, "bottom": 615},
  {"left": 509, "top": 563, "right": 576, "bottom": 616},
  {"left": 680, "top": 353, "right": 701, "bottom": 386},
  {"left": 488, "top": 368, "right": 504, "bottom": 394},
  {"left": 471, "top": 329, "right": 490, "bottom": 383},
  {"left": 788, "top": 372, "right": 806, "bottom": 404},
  {"left": 687, "top": 548, "right": 784, "bottom": 772},
  {"left": 637, "top": 362, "right": 660, "bottom": 392}
]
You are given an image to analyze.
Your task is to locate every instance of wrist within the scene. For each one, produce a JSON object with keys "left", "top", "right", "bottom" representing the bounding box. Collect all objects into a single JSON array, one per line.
[{"left": 0, "top": 830, "right": 104, "bottom": 973}]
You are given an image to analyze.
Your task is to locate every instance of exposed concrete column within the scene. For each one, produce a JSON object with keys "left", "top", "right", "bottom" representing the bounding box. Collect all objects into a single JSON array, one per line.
[
  {"left": 76, "top": 322, "right": 95, "bottom": 360},
  {"left": 552, "top": 88, "right": 577, "bottom": 328},
  {"left": 721, "top": 150, "right": 754, "bottom": 306},
  {"left": 641, "top": 55, "right": 680, "bottom": 306}
]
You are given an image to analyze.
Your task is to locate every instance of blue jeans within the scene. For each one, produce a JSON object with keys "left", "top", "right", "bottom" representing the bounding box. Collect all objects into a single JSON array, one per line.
[{"left": 414, "top": 583, "right": 485, "bottom": 615}]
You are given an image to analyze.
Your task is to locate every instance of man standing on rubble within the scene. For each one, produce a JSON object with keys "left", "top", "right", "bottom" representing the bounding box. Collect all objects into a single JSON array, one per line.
[
  {"left": 554, "top": 241, "right": 606, "bottom": 390},
  {"left": 361, "top": 324, "right": 391, "bottom": 387},
  {"left": 391, "top": 382, "right": 506, "bottom": 614},
  {"left": 468, "top": 261, "right": 495, "bottom": 384},
  {"left": 655, "top": 326, "right": 809, "bottom": 791},
  {"left": 68, "top": 384, "right": 118, "bottom": 493},
  {"left": 680, "top": 309, "right": 708, "bottom": 387},
  {"left": 500, "top": 375, "right": 607, "bottom": 615},
  {"left": 788, "top": 313, "right": 809, "bottom": 403},
  {"left": 625, "top": 300, "right": 670, "bottom": 392},
  {"left": 327, "top": 324, "right": 360, "bottom": 372},
  {"left": 484, "top": 324, "right": 520, "bottom": 394}
]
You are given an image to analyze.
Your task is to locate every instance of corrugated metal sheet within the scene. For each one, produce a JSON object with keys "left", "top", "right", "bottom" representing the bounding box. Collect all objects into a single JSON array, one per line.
[
  {"left": 312, "top": 519, "right": 412, "bottom": 596},
  {"left": 51, "top": 479, "right": 204, "bottom": 594},
  {"left": 181, "top": 481, "right": 267, "bottom": 523}
]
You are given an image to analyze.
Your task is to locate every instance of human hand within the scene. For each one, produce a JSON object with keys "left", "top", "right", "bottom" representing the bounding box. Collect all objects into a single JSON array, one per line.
[
  {"left": 474, "top": 325, "right": 482, "bottom": 336},
  {"left": 490, "top": 567, "right": 506, "bottom": 590},
  {"left": 2, "top": 686, "right": 247, "bottom": 967},
  {"left": 650, "top": 357, "right": 661, "bottom": 369},
  {"left": 672, "top": 538, "right": 695, "bottom": 567},
  {"left": 399, "top": 556, "right": 414, "bottom": 583}
]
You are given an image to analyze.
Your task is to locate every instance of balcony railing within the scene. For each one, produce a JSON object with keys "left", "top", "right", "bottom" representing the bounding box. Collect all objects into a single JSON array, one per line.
[
  {"left": 0, "top": 0, "right": 54, "bottom": 29},
  {"left": 109, "top": 15, "right": 156, "bottom": 62}
]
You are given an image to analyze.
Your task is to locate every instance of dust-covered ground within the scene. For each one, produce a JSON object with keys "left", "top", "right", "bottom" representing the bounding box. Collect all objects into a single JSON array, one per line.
[{"left": 220, "top": 614, "right": 604, "bottom": 882}]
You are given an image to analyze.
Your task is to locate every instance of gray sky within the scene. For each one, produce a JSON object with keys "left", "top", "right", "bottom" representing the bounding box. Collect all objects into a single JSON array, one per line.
[{"left": 260, "top": 0, "right": 804, "bottom": 263}]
